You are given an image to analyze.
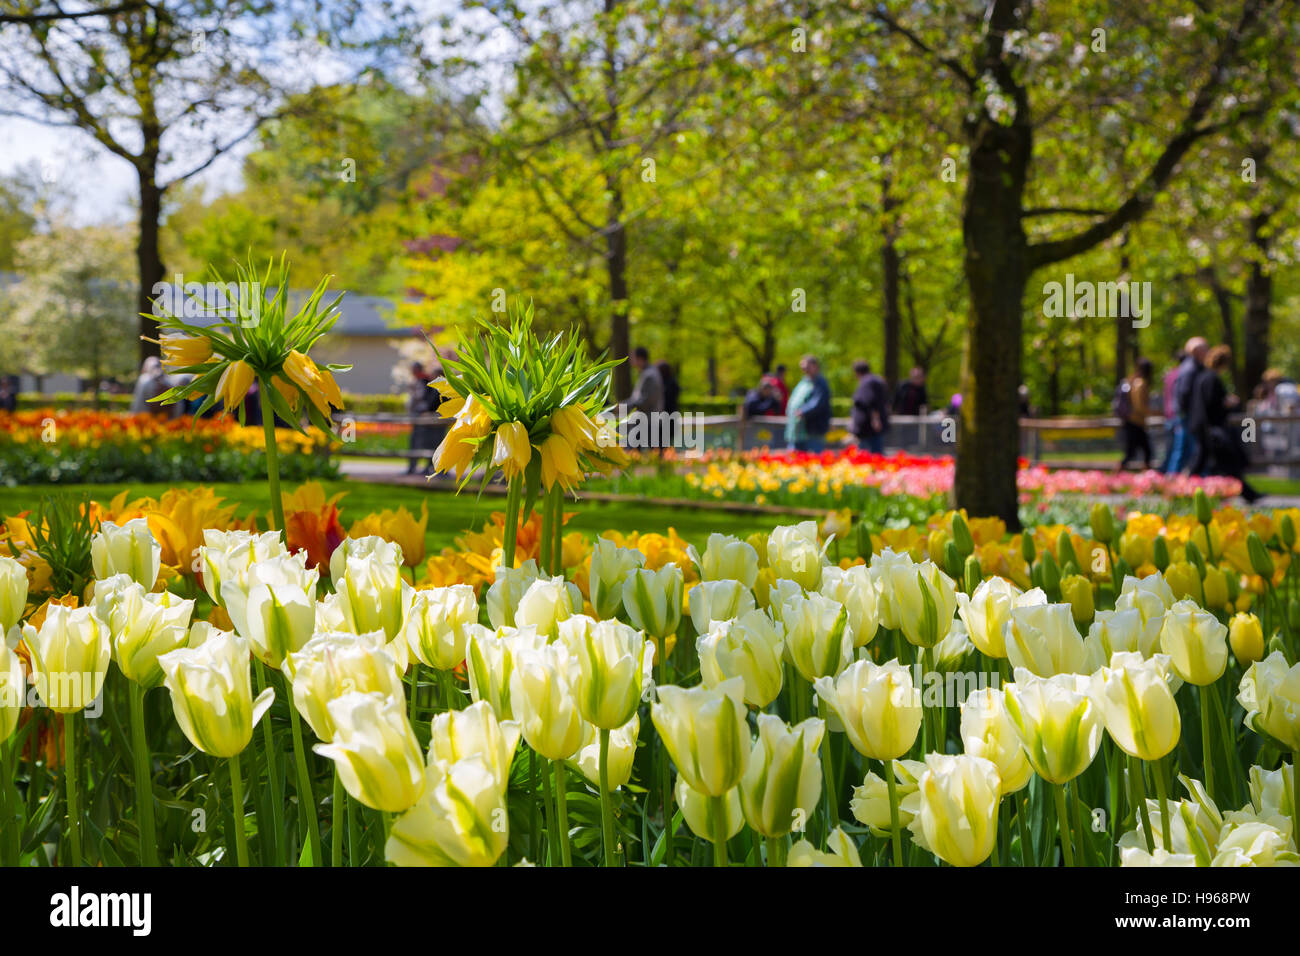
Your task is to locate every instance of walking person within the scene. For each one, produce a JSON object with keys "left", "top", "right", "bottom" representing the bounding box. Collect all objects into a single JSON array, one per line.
[
  {"left": 850, "top": 359, "right": 889, "bottom": 454},
  {"left": 1167, "top": 337, "right": 1207, "bottom": 474},
  {"left": 656, "top": 361, "right": 680, "bottom": 416},
  {"left": 893, "top": 366, "right": 929, "bottom": 415},
  {"left": 1116, "top": 357, "right": 1154, "bottom": 471},
  {"left": 406, "top": 361, "right": 437, "bottom": 475},
  {"left": 784, "top": 354, "right": 832, "bottom": 453},
  {"left": 1188, "top": 345, "right": 1261, "bottom": 502},
  {"left": 627, "top": 346, "right": 664, "bottom": 414}
]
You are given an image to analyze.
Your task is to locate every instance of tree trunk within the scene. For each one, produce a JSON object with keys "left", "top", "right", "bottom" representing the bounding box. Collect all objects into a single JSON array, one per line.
[
  {"left": 1242, "top": 210, "right": 1272, "bottom": 399},
  {"left": 881, "top": 188, "right": 902, "bottom": 388},
  {"left": 137, "top": 172, "right": 164, "bottom": 363},
  {"left": 606, "top": 205, "right": 630, "bottom": 399}
]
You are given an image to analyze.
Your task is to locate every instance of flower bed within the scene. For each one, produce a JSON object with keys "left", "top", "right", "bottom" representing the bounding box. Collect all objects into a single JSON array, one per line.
[{"left": 0, "top": 410, "right": 338, "bottom": 484}]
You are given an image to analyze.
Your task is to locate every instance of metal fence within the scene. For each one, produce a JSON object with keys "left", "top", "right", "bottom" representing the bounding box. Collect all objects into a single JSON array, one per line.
[{"left": 333, "top": 409, "right": 1300, "bottom": 476}]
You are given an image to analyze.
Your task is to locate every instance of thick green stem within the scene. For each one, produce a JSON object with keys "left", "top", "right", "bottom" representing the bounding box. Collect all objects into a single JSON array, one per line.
[
  {"left": 259, "top": 382, "right": 287, "bottom": 540},
  {"left": 1200, "top": 686, "right": 1215, "bottom": 802},
  {"left": 287, "top": 697, "right": 322, "bottom": 866},
  {"left": 0, "top": 739, "right": 15, "bottom": 867},
  {"left": 885, "top": 761, "right": 903, "bottom": 867},
  {"left": 1052, "top": 782, "right": 1073, "bottom": 867},
  {"left": 554, "top": 759, "right": 572, "bottom": 867},
  {"left": 1151, "top": 756, "right": 1172, "bottom": 852},
  {"left": 438, "top": 668, "right": 462, "bottom": 711},
  {"left": 540, "top": 753, "right": 558, "bottom": 866},
  {"left": 710, "top": 794, "right": 727, "bottom": 866},
  {"left": 529, "top": 748, "right": 541, "bottom": 863},
  {"left": 550, "top": 485, "right": 564, "bottom": 573},
  {"left": 820, "top": 710, "right": 839, "bottom": 831},
  {"left": 332, "top": 768, "right": 344, "bottom": 867},
  {"left": 764, "top": 835, "right": 787, "bottom": 867},
  {"left": 128, "top": 682, "right": 158, "bottom": 866},
  {"left": 228, "top": 754, "right": 249, "bottom": 867},
  {"left": 598, "top": 728, "right": 617, "bottom": 866},
  {"left": 501, "top": 475, "right": 523, "bottom": 571},
  {"left": 64, "top": 711, "right": 81, "bottom": 867}
]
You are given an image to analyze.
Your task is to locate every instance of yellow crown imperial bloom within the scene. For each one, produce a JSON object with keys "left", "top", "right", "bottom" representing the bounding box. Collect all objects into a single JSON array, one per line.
[
  {"left": 216, "top": 359, "right": 256, "bottom": 414},
  {"left": 159, "top": 334, "right": 212, "bottom": 371},
  {"left": 284, "top": 350, "right": 343, "bottom": 417},
  {"left": 431, "top": 378, "right": 465, "bottom": 418},
  {"left": 270, "top": 374, "right": 301, "bottom": 411},
  {"left": 549, "top": 405, "right": 598, "bottom": 452},
  {"left": 492, "top": 422, "right": 533, "bottom": 481},
  {"left": 540, "top": 432, "right": 583, "bottom": 490}
]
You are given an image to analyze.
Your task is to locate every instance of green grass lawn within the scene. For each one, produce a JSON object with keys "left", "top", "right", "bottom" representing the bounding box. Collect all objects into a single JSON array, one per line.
[{"left": 0, "top": 479, "right": 785, "bottom": 556}]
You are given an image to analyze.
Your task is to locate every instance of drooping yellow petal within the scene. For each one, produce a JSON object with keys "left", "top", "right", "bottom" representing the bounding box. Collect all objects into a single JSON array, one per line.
[{"left": 216, "top": 360, "right": 255, "bottom": 414}]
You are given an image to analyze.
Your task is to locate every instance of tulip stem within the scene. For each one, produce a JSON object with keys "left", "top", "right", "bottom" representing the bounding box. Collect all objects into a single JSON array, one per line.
[
  {"left": 287, "top": 699, "right": 322, "bottom": 867},
  {"left": 1052, "top": 783, "right": 1073, "bottom": 867},
  {"left": 258, "top": 382, "right": 287, "bottom": 541},
  {"left": 710, "top": 795, "right": 728, "bottom": 866},
  {"left": 764, "top": 835, "right": 786, "bottom": 867},
  {"left": 1129, "top": 754, "right": 1155, "bottom": 854},
  {"left": 254, "top": 660, "right": 285, "bottom": 865},
  {"left": 820, "top": 715, "right": 839, "bottom": 833},
  {"left": 554, "top": 759, "right": 572, "bottom": 866},
  {"left": 1016, "top": 795, "right": 1032, "bottom": 867},
  {"left": 1151, "top": 756, "right": 1172, "bottom": 852},
  {"left": 598, "top": 728, "right": 617, "bottom": 866},
  {"left": 529, "top": 748, "right": 542, "bottom": 863},
  {"left": 228, "top": 754, "right": 249, "bottom": 867},
  {"left": 64, "top": 711, "right": 82, "bottom": 867},
  {"left": 127, "top": 681, "right": 158, "bottom": 866},
  {"left": 0, "top": 739, "right": 15, "bottom": 867},
  {"left": 539, "top": 483, "right": 555, "bottom": 575},
  {"left": 438, "top": 669, "right": 462, "bottom": 710},
  {"left": 539, "top": 753, "right": 558, "bottom": 865},
  {"left": 550, "top": 487, "right": 564, "bottom": 573},
  {"left": 885, "top": 761, "right": 903, "bottom": 867},
  {"left": 1199, "top": 686, "right": 1215, "bottom": 801},
  {"left": 332, "top": 768, "right": 344, "bottom": 867},
  {"left": 1292, "top": 758, "right": 1299, "bottom": 860}
]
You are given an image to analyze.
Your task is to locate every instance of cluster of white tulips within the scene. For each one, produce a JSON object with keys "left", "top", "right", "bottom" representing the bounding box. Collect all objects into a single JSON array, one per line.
[{"left": 2, "top": 514, "right": 1297, "bottom": 867}]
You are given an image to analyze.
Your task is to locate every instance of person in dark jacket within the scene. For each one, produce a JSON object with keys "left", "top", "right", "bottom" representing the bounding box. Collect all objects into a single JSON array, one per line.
[
  {"left": 656, "top": 361, "right": 680, "bottom": 416},
  {"left": 1168, "top": 337, "right": 1207, "bottom": 474},
  {"left": 893, "top": 366, "right": 929, "bottom": 415},
  {"left": 784, "top": 354, "right": 832, "bottom": 452},
  {"left": 1188, "top": 345, "right": 1261, "bottom": 502},
  {"left": 850, "top": 359, "right": 889, "bottom": 454},
  {"left": 743, "top": 378, "right": 782, "bottom": 418}
]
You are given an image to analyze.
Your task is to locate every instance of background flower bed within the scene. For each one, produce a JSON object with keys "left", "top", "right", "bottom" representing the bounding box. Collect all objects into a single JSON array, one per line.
[{"left": 0, "top": 410, "right": 338, "bottom": 485}]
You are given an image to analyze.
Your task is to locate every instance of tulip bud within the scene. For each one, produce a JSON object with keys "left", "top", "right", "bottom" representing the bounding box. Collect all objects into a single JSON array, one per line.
[
  {"left": 1159, "top": 599, "right": 1229, "bottom": 686},
  {"left": 767, "top": 522, "right": 826, "bottom": 591},
  {"left": 960, "top": 687, "right": 1033, "bottom": 794},
  {"left": 943, "top": 540, "right": 963, "bottom": 581},
  {"left": 589, "top": 538, "right": 645, "bottom": 619},
  {"left": 1056, "top": 534, "right": 1079, "bottom": 574},
  {"left": 0, "top": 555, "right": 28, "bottom": 644},
  {"left": 331, "top": 543, "right": 410, "bottom": 644},
  {"left": 515, "top": 575, "right": 580, "bottom": 641},
  {"left": 788, "top": 827, "right": 863, "bottom": 867},
  {"left": 1038, "top": 550, "right": 1060, "bottom": 600},
  {"left": 676, "top": 777, "right": 744, "bottom": 844},
  {"left": 0, "top": 642, "right": 25, "bottom": 743},
  {"left": 855, "top": 522, "right": 873, "bottom": 561},
  {"left": 963, "top": 555, "right": 982, "bottom": 595},
  {"left": 22, "top": 605, "right": 110, "bottom": 713},
  {"left": 1194, "top": 488, "right": 1213, "bottom": 526},
  {"left": 1003, "top": 669, "right": 1103, "bottom": 784},
  {"left": 652, "top": 678, "right": 749, "bottom": 796},
  {"left": 1281, "top": 515, "right": 1296, "bottom": 551},
  {"left": 1090, "top": 503, "right": 1115, "bottom": 545},
  {"left": 404, "top": 585, "right": 478, "bottom": 670},
  {"left": 314, "top": 691, "right": 425, "bottom": 813},
  {"left": 814, "top": 658, "right": 922, "bottom": 761},
  {"left": 1183, "top": 540, "right": 1206, "bottom": 578},
  {"left": 1152, "top": 535, "right": 1170, "bottom": 573},
  {"left": 739, "top": 715, "right": 824, "bottom": 839},
  {"left": 199, "top": 529, "right": 286, "bottom": 607},
  {"left": 1248, "top": 532, "right": 1275, "bottom": 581},
  {"left": 1202, "top": 566, "right": 1229, "bottom": 612},
  {"left": 1020, "top": 533, "right": 1035, "bottom": 564},
  {"left": 908, "top": 754, "right": 1001, "bottom": 867},
  {"left": 509, "top": 641, "right": 585, "bottom": 761},
  {"left": 696, "top": 609, "right": 785, "bottom": 708},
  {"left": 485, "top": 560, "right": 539, "bottom": 629},
  {"left": 818, "top": 565, "right": 880, "bottom": 648},
  {"left": 91, "top": 518, "right": 161, "bottom": 590},
  {"left": 1059, "top": 574, "right": 1094, "bottom": 627},
  {"left": 691, "top": 533, "right": 760, "bottom": 589},
  {"left": 621, "top": 564, "right": 683, "bottom": 640},
  {"left": 687, "top": 579, "right": 755, "bottom": 636},
  {"left": 951, "top": 513, "right": 974, "bottom": 558},
  {"left": 1091, "top": 652, "right": 1181, "bottom": 761},
  {"left": 563, "top": 616, "right": 653, "bottom": 730},
  {"left": 1228, "top": 613, "right": 1265, "bottom": 667},
  {"left": 1238, "top": 651, "right": 1300, "bottom": 751},
  {"left": 1163, "top": 561, "right": 1203, "bottom": 605},
  {"left": 157, "top": 630, "right": 275, "bottom": 757},
  {"left": 781, "top": 592, "right": 853, "bottom": 681}
]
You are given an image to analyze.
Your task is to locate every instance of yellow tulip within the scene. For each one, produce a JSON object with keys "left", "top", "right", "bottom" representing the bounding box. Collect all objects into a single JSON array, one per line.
[
  {"left": 0, "top": 554, "right": 29, "bottom": 642},
  {"left": 788, "top": 827, "right": 862, "bottom": 866},
  {"left": 909, "top": 754, "right": 1001, "bottom": 867},
  {"left": 216, "top": 359, "right": 255, "bottom": 413},
  {"left": 1238, "top": 651, "right": 1300, "bottom": 751},
  {"left": 676, "top": 777, "right": 744, "bottom": 844},
  {"left": 0, "top": 641, "right": 25, "bottom": 742},
  {"left": 813, "top": 658, "right": 922, "bottom": 761},
  {"left": 426, "top": 700, "right": 522, "bottom": 790},
  {"left": 1091, "top": 652, "right": 1181, "bottom": 761},
  {"left": 651, "top": 678, "right": 750, "bottom": 797},
  {"left": 91, "top": 517, "right": 162, "bottom": 590},
  {"left": 156, "top": 630, "right": 275, "bottom": 757},
  {"left": 313, "top": 691, "right": 425, "bottom": 813},
  {"left": 1003, "top": 669, "right": 1103, "bottom": 784},
  {"left": 23, "top": 605, "right": 111, "bottom": 714},
  {"left": 1228, "top": 613, "right": 1265, "bottom": 666},
  {"left": 850, "top": 759, "right": 924, "bottom": 833},
  {"left": 740, "top": 715, "right": 824, "bottom": 838},
  {"left": 960, "top": 687, "right": 1033, "bottom": 794},
  {"left": 696, "top": 609, "right": 786, "bottom": 708},
  {"left": 386, "top": 758, "right": 509, "bottom": 867},
  {"left": 1159, "top": 599, "right": 1229, "bottom": 686},
  {"left": 288, "top": 631, "right": 403, "bottom": 741}
]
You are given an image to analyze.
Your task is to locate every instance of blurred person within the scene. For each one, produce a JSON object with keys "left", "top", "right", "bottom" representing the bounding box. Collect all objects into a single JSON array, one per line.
[
  {"left": 784, "top": 354, "right": 831, "bottom": 453},
  {"left": 0, "top": 379, "right": 16, "bottom": 413},
  {"left": 1166, "top": 336, "right": 1207, "bottom": 474},
  {"left": 627, "top": 346, "right": 664, "bottom": 414},
  {"left": 1017, "top": 384, "right": 1032, "bottom": 417},
  {"left": 767, "top": 363, "right": 789, "bottom": 412},
  {"left": 657, "top": 361, "right": 680, "bottom": 416},
  {"left": 130, "top": 356, "right": 169, "bottom": 413},
  {"left": 1188, "top": 345, "right": 1260, "bottom": 502},
  {"left": 893, "top": 365, "right": 929, "bottom": 415},
  {"left": 406, "top": 360, "right": 438, "bottom": 475},
  {"left": 1116, "top": 356, "right": 1155, "bottom": 471},
  {"left": 850, "top": 359, "right": 889, "bottom": 454},
  {"left": 742, "top": 376, "right": 782, "bottom": 418}
]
